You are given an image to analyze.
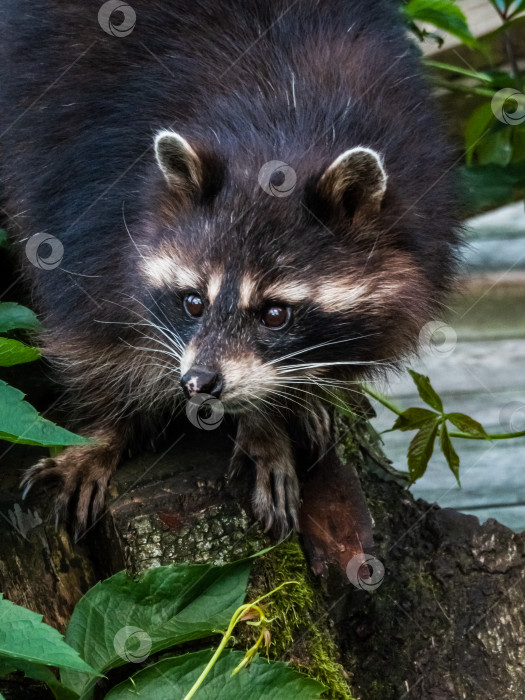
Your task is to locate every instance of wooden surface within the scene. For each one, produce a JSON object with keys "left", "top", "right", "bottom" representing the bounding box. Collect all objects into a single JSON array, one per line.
[{"left": 373, "top": 203, "right": 525, "bottom": 532}]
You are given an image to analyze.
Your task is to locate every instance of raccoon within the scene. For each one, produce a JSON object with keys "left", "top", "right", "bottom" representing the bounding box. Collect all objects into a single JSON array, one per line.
[{"left": 0, "top": 0, "right": 459, "bottom": 539}]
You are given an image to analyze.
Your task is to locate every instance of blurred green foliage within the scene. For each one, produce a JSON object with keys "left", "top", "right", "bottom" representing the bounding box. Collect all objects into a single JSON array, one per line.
[{"left": 404, "top": 0, "right": 525, "bottom": 213}]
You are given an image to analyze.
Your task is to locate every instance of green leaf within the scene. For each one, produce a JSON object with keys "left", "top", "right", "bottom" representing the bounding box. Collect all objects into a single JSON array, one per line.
[
  {"left": 105, "top": 649, "right": 325, "bottom": 700},
  {"left": 407, "top": 370, "right": 444, "bottom": 413},
  {"left": 459, "top": 161, "right": 525, "bottom": 215},
  {"left": 425, "top": 60, "right": 493, "bottom": 83},
  {"left": 0, "top": 380, "right": 90, "bottom": 446},
  {"left": 392, "top": 407, "right": 438, "bottom": 432},
  {"left": 0, "top": 229, "right": 8, "bottom": 249},
  {"left": 440, "top": 423, "right": 460, "bottom": 485},
  {"left": 511, "top": 127, "right": 525, "bottom": 163},
  {"left": 0, "top": 338, "right": 40, "bottom": 367},
  {"left": 62, "top": 559, "right": 253, "bottom": 696},
  {"left": 464, "top": 103, "right": 495, "bottom": 166},
  {"left": 484, "top": 70, "right": 523, "bottom": 91},
  {"left": 408, "top": 419, "right": 440, "bottom": 482},
  {"left": 0, "top": 595, "right": 97, "bottom": 676},
  {"left": 0, "top": 658, "right": 78, "bottom": 699},
  {"left": 447, "top": 413, "right": 488, "bottom": 438},
  {"left": 476, "top": 128, "right": 513, "bottom": 167},
  {"left": 404, "top": 0, "right": 479, "bottom": 48},
  {"left": 480, "top": 13, "right": 525, "bottom": 46},
  {"left": 0, "top": 302, "right": 41, "bottom": 334},
  {"left": 0, "top": 657, "right": 57, "bottom": 685}
]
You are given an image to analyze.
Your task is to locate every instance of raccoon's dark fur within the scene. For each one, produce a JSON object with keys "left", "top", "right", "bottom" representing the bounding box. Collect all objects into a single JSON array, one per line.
[{"left": 0, "top": 0, "right": 459, "bottom": 538}]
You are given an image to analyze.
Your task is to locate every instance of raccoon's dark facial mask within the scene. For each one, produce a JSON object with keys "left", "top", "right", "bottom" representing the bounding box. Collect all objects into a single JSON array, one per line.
[{"left": 138, "top": 130, "right": 427, "bottom": 409}]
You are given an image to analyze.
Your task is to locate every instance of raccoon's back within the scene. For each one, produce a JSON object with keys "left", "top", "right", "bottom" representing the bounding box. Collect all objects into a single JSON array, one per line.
[
  {"left": 0, "top": 0, "right": 458, "bottom": 297},
  {"left": 0, "top": 0, "right": 449, "bottom": 195}
]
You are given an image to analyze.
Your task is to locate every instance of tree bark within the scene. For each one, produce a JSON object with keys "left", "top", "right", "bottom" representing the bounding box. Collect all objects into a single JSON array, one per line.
[{"left": 0, "top": 388, "right": 524, "bottom": 700}]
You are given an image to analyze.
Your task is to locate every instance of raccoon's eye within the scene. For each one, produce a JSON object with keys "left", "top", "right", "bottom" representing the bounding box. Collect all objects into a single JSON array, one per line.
[
  {"left": 183, "top": 293, "right": 204, "bottom": 318},
  {"left": 261, "top": 304, "right": 291, "bottom": 330}
]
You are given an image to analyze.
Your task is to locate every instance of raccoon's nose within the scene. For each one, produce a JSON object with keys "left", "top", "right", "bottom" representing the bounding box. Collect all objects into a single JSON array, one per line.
[{"left": 180, "top": 366, "right": 223, "bottom": 399}]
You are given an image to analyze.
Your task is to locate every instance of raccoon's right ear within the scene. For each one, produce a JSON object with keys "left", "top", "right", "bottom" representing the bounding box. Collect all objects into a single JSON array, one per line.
[
  {"left": 312, "top": 147, "right": 388, "bottom": 223},
  {"left": 154, "top": 130, "right": 203, "bottom": 192}
]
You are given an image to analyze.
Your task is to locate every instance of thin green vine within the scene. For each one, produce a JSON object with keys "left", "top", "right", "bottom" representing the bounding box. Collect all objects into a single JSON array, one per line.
[
  {"left": 182, "top": 581, "right": 298, "bottom": 700},
  {"left": 363, "top": 384, "right": 525, "bottom": 441}
]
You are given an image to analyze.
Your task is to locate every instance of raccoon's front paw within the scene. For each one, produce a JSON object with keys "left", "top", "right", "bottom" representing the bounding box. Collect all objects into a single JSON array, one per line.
[
  {"left": 228, "top": 421, "right": 300, "bottom": 539},
  {"left": 21, "top": 437, "right": 122, "bottom": 540}
]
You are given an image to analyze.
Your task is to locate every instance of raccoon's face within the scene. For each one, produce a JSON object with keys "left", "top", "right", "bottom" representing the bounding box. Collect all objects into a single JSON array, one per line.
[{"left": 136, "top": 131, "right": 432, "bottom": 412}]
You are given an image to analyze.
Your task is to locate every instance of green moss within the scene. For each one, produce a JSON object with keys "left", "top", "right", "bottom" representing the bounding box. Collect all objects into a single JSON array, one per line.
[
  {"left": 406, "top": 567, "right": 441, "bottom": 596},
  {"left": 246, "top": 541, "right": 356, "bottom": 700},
  {"left": 366, "top": 680, "right": 396, "bottom": 700}
]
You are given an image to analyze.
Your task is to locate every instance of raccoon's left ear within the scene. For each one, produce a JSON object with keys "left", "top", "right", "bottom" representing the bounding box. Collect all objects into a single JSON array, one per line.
[
  {"left": 315, "top": 147, "right": 388, "bottom": 220},
  {"left": 154, "top": 130, "right": 203, "bottom": 192}
]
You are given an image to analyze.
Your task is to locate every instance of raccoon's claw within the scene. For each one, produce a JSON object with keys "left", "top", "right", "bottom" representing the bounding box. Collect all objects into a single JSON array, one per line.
[
  {"left": 21, "top": 458, "right": 62, "bottom": 501},
  {"left": 253, "top": 467, "right": 300, "bottom": 540},
  {"left": 225, "top": 452, "right": 244, "bottom": 482},
  {"left": 20, "top": 442, "right": 118, "bottom": 540},
  {"left": 228, "top": 424, "right": 301, "bottom": 540}
]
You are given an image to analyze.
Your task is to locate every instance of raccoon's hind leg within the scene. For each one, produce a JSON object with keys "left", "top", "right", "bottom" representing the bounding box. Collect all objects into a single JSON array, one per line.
[
  {"left": 227, "top": 413, "right": 300, "bottom": 539},
  {"left": 21, "top": 423, "right": 128, "bottom": 540}
]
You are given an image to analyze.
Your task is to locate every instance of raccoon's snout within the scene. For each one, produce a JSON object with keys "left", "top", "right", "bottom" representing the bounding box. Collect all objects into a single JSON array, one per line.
[{"left": 180, "top": 366, "right": 223, "bottom": 399}]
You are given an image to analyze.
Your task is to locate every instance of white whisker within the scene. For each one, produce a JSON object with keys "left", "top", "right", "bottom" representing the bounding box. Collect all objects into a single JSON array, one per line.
[
  {"left": 277, "top": 359, "right": 391, "bottom": 373},
  {"left": 263, "top": 334, "right": 379, "bottom": 367}
]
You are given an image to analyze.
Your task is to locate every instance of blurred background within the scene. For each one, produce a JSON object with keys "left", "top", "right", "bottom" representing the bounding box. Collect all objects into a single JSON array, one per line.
[{"left": 372, "top": 0, "right": 525, "bottom": 531}]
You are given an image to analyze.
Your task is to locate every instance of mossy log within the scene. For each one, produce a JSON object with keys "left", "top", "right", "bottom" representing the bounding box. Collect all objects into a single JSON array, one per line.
[{"left": 1, "top": 392, "right": 525, "bottom": 699}]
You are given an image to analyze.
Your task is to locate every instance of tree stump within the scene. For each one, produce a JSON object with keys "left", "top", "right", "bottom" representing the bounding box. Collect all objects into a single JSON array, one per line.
[{"left": 0, "top": 372, "right": 524, "bottom": 699}]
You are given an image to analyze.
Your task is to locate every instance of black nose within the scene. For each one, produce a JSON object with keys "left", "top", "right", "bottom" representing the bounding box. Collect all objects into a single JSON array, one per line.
[{"left": 180, "top": 366, "right": 223, "bottom": 399}]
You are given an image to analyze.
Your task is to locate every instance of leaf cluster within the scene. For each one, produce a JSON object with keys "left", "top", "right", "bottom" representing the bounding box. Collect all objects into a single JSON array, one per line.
[
  {"left": 404, "top": 0, "right": 525, "bottom": 213},
  {"left": 391, "top": 370, "right": 488, "bottom": 483},
  {"left": 0, "top": 234, "right": 87, "bottom": 447},
  {"left": 0, "top": 559, "right": 325, "bottom": 700}
]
